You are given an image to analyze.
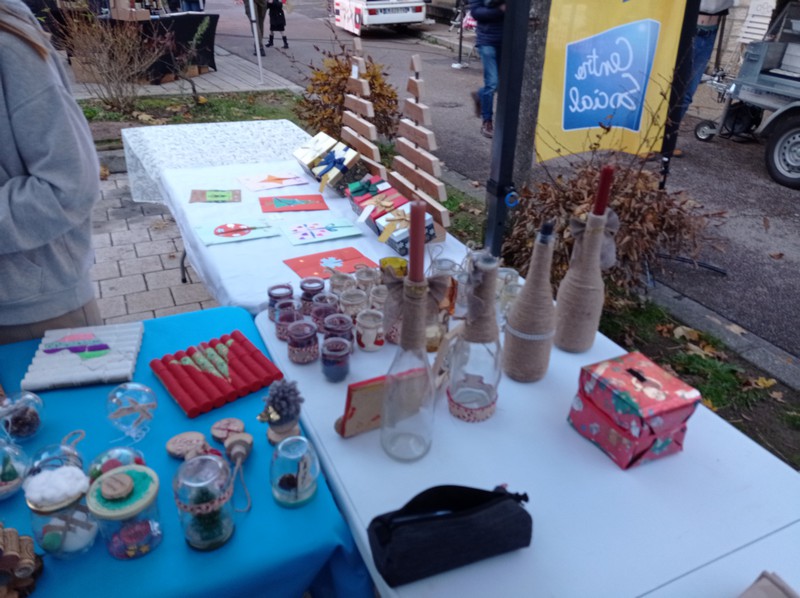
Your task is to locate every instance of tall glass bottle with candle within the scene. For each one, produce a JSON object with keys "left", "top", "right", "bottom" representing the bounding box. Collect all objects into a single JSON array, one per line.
[
  {"left": 447, "top": 251, "right": 502, "bottom": 423},
  {"left": 380, "top": 202, "right": 436, "bottom": 461},
  {"left": 502, "top": 222, "right": 556, "bottom": 382},
  {"left": 554, "top": 166, "right": 614, "bottom": 353}
]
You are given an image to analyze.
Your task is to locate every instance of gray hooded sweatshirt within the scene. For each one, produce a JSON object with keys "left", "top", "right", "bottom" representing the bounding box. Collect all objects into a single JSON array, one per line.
[{"left": 0, "top": 0, "right": 98, "bottom": 326}]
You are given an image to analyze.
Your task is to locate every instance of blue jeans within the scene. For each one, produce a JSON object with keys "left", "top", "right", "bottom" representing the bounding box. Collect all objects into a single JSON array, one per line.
[
  {"left": 676, "top": 25, "right": 719, "bottom": 123},
  {"left": 478, "top": 43, "right": 502, "bottom": 123}
]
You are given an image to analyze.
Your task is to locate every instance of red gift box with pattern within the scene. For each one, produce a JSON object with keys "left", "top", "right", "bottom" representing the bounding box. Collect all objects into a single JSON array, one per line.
[
  {"left": 346, "top": 176, "right": 409, "bottom": 234},
  {"left": 567, "top": 351, "right": 701, "bottom": 469}
]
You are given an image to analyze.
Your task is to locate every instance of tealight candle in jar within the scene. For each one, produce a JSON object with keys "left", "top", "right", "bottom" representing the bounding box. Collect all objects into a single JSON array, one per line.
[
  {"left": 275, "top": 299, "right": 304, "bottom": 342},
  {"left": 311, "top": 292, "right": 339, "bottom": 329},
  {"left": 356, "top": 309, "right": 385, "bottom": 352},
  {"left": 321, "top": 338, "right": 351, "bottom": 383},
  {"left": 287, "top": 320, "right": 320, "bottom": 365},
  {"left": 354, "top": 266, "right": 381, "bottom": 296},
  {"left": 267, "top": 284, "right": 294, "bottom": 322},
  {"left": 369, "top": 284, "right": 389, "bottom": 311},
  {"left": 299, "top": 277, "right": 325, "bottom": 315},
  {"left": 328, "top": 271, "right": 356, "bottom": 296},
  {"left": 323, "top": 313, "right": 355, "bottom": 353},
  {"left": 86, "top": 465, "right": 162, "bottom": 560},
  {"left": 339, "top": 288, "right": 368, "bottom": 323}
]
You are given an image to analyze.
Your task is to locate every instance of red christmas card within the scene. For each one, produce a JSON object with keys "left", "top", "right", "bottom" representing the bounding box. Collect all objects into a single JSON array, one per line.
[
  {"left": 259, "top": 194, "right": 328, "bottom": 213},
  {"left": 283, "top": 247, "right": 377, "bottom": 279},
  {"left": 149, "top": 330, "right": 282, "bottom": 418}
]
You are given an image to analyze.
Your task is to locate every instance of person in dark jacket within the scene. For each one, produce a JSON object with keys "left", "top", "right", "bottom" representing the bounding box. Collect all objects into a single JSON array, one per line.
[
  {"left": 265, "top": 0, "right": 288, "bottom": 49},
  {"left": 237, "top": 0, "right": 268, "bottom": 56},
  {"left": 469, "top": 0, "right": 505, "bottom": 138}
]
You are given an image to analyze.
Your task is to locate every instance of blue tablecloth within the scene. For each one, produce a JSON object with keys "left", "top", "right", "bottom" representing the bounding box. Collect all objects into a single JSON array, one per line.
[{"left": 0, "top": 306, "right": 372, "bottom": 598}]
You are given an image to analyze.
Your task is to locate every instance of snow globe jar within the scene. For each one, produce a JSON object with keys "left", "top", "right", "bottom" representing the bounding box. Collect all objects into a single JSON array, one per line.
[
  {"left": 0, "top": 440, "right": 30, "bottom": 501},
  {"left": 24, "top": 446, "right": 97, "bottom": 559},
  {"left": 270, "top": 436, "right": 319, "bottom": 508},
  {"left": 173, "top": 454, "right": 235, "bottom": 551},
  {"left": 0, "top": 392, "right": 43, "bottom": 444},
  {"left": 86, "top": 465, "right": 162, "bottom": 560}
]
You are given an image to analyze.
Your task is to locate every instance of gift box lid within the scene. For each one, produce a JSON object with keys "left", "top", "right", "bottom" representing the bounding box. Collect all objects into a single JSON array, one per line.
[
  {"left": 346, "top": 175, "right": 391, "bottom": 201},
  {"left": 313, "top": 142, "right": 360, "bottom": 183},
  {"left": 357, "top": 188, "right": 409, "bottom": 222},
  {"left": 579, "top": 352, "right": 701, "bottom": 438},
  {"left": 292, "top": 132, "right": 337, "bottom": 164},
  {"left": 376, "top": 203, "right": 433, "bottom": 242}
]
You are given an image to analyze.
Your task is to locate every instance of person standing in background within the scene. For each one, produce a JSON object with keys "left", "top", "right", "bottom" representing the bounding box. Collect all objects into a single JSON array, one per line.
[
  {"left": 237, "top": 0, "right": 268, "bottom": 56},
  {"left": 0, "top": 0, "right": 102, "bottom": 345},
  {"left": 469, "top": 0, "right": 505, "bottom": 139},
  {"left": 265, "top": 0, "right": 288, "bottom": 49}
]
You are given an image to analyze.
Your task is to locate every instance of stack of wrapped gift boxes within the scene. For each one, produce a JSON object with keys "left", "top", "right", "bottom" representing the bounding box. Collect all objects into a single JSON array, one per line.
[
  {"left": 292, "top": 132, "right": 369, "bottom": 195},
  {"left": 346, "top": 175, "right": 435, "bottom": 256}
]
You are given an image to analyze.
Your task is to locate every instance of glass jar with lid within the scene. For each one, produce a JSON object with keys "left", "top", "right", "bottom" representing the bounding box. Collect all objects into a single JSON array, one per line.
[
  {"left": 356, "top": 309, "right": 385, "bottom": 352},
  {"left": 86, "top": 464, "right": 162, "bottom": 560},
  {"left": 266, "top": 283, "right": 294, "bottom": 322},
  {"left": 0, "top": 391, "right": 44, "bottom": 444},
  {"left": 338, "top": 288, "right": 368, "bottom": 322},
  {"left": 299, "top": 277, "right": 325, "bottom": 314},
  {"left": 173, "top": 454, "right": 235, "bottom": 551},
  {"left": 270, "top": 436, "right": 320, "bottom": 508},
  {"left": 322, "top": 313, "right": 355, "bottom": 353},
  {"left": 287, "top": 321, "right": 320, "bottom": 365}
]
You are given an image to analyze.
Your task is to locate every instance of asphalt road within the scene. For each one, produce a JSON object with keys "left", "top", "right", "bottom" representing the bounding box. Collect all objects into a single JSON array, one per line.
[{"left": 208, "top": 0, "right": 800, "bottom": 360}]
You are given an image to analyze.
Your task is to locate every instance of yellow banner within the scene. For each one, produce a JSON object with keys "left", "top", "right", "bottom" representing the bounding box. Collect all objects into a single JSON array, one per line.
[{"left": 535, "top": 0, "right": 687, "bottom": 162}]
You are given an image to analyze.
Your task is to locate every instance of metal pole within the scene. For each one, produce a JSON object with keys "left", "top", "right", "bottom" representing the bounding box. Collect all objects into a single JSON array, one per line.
[
  {"left": 484, "top": 0, "right": 533, "bottom": 257},
  {"left": 452, "top": 0, "right": 466, "bottom": 69},
  {"left": 248, "top": 0, "right": 264, "bottom": 84}
]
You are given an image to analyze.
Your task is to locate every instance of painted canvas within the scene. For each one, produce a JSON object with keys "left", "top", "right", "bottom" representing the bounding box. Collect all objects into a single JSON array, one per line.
[
  {"left": 238, "top": 173, "right": 307, "bottom": 192},
  {"left": 194, "top": 219, "right": 280, "bottom": 246},
  {"left": 189, "top": 190, "right": 242, "bottom": 203}
]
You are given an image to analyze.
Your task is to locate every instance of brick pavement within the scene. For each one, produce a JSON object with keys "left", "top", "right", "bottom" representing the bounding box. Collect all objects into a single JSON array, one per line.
[{"left": 91, "top": 173, "right": 219, "bottom": 325}]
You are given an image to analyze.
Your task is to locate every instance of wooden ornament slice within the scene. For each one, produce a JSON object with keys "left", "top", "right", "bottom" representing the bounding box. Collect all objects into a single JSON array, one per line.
[
  {"left": 166, "top": 431, "right": 206, "bottom": 458},
  {"left": 101, "top": 472, "right": 134, "bottom": 500},
  {"left": 211, "top": 417, "right": 246, "bottom": 443}
]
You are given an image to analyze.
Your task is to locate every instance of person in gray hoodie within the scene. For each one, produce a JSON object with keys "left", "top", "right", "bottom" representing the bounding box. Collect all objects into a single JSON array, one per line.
[{"left": 0, "top": 0, "right": 101, "bottom": 345}]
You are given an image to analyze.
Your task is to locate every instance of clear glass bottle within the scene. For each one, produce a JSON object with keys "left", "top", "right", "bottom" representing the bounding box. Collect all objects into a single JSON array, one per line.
[
  {"left": 173, "top": 455, "right": 235, "bottom": 551},
  {"left": 447, "top": 251, "right": 502, "bottom": 423},
  {"left": 86, "top": 464, "right": 162, "bottom": 559},
  {"left": 270, "top": 436, "right": 320, "bottom": 508},
  {"left": 381, "top": 279, "right": 436, "bottom": 461},
  {"left": 287, "top": 320, "right": 320, "bottom": 365},
  {"left": 267, "top": 283, "right": 293, "bottom": 322}
]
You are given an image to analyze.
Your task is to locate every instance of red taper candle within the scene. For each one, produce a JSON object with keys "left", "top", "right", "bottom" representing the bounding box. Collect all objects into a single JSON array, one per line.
[
  {"left": 408, "top": 200, "right": 426, "bottom": 283},
  {"left": 593, "top": 165, "right": 615, "bottom": 215}
]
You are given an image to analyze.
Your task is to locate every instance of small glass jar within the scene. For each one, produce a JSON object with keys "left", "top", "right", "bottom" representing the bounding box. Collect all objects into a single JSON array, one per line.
[
  {"left": 267, "top": 283, "right": 294, "bottom": 322},
  {"left": 86, "top": 464, "right": 162, "bottom": 560},
  {"left": 430, "top": 258, "right": 460, "bottom": 279},
  {"left": 173, "top": 455, "right": 235, "bottom": 551},
  {"left": 354, "top": 266, "right": 381, "bottom": 296},
  {"left": 321, "top": 338, "right": 351, "bottom": 382},
  {"left": 0, "top": 440, "right": 30, "bottom": 501},
  {"left": 0, "top": 391, "right": 44, "bottom": 443},
  {"left": 328, "top": 271, "right": 356, "bottom": 296},
  {"left": 339, "top": 288, "right": 368, "bottom": 322},
  {"left": 275, "top": 299, "right": 304, "bottom": 342},
  {"left": 287, "top": 321, "right": 319, "bottom": 365},
  {"left": 496, "top": 267, "right": 519, "bottom": 299},
  {"left": 356, "top": 309, "right": 385, "bottom": 352},
  {"left": 369, "top": 285, "right": 389, "bottom": 312},
  {"left": 498, "top": 282, "right": 523, "bottom": 326},
  {"left": 88, "top": 447, "right": 145, "bottom": 483},
  {"left": 323, "top": 313, "right": 355, "bottom": 353},
  {"left": 311, "top": 292, "right": 339, "bottom": 328},
  {"left": 270, "top": 436, "right": 320, "bottom": 508},
  {"left": 299, "top": 277, "right": 325, "bottom": 314}
]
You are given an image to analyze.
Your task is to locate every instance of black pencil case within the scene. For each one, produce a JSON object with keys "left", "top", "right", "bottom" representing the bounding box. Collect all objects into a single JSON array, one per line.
[{"left": 367, "top": 485, "right": 533, "bottom": 587}]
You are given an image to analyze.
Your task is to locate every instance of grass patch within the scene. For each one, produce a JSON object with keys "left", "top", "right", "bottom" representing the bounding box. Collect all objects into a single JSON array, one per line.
[
  {"left": 444, "top": 185, "right": 484, "bottom": 246},
  {"left": 80, "top": 91, "right": 301, "bottom": 126},
  {"left": 600, "top": 297, "right": 673, "bottom": 347},
  {"left": 784, "top": 411, "right": 800, "bottom": 430},
  {"left": 669, "top": 353, "right": 757, "bottom": 410}
]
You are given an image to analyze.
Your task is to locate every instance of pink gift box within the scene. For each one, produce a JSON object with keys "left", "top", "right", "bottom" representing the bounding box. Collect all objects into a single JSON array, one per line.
[{"left": 567, "top": 351, "right": 701, "bottom": 469}]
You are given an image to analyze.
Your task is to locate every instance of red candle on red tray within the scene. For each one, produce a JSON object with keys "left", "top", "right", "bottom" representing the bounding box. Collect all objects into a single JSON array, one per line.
[
  {"left": 408, "top": 200, "right": 426, "bottom": 283},
  {"left": 593, "top": 165, "right": 614, "bottom": 216}
]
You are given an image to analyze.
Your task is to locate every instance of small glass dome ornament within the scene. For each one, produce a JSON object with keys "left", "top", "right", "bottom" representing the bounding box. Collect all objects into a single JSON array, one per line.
[
  {"left": 86, "top": 465, "right": 162, "bottom": 560},
  {"left": 0, "top": 391, "right": 44, "bottom": 443},
  {"left": 0, "top": 439, "right": 31, "bottom": 501},
  {"left": 107, "top": 383, "right": 157, "bottom": 441},
  {"left": 173, "top": 454, "right": 235, "bottom": 551},
  {"left": 270, "top": 436, "right": 319, "bottom": 508},
  {"left": 24, "top": 438, "right": 97, "bottom": 559},
  {"left": 88, "top": 447, "right": 146, "bottom": 482}
]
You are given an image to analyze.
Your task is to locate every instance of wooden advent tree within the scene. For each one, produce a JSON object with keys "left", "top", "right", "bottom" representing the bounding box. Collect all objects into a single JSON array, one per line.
[
  {"left": 388, "top": 55, "right": 450, "bottom": 228},
  {"left": 340, "top": 38, "right": 388, "bottom": 180}
]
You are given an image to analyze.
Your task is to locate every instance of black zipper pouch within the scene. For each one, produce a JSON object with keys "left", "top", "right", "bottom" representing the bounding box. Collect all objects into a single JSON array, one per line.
[{"left": 367, "top": 485, "right": 533, "bottom": 587}]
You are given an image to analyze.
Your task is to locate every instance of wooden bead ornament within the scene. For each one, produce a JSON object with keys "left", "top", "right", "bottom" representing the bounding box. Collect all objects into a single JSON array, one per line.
[
  {"left": 166, "top": 432, "right": 207, "bottom": 459},
  {"left": 210, "top": 418, "right": 246, "bottom": 443}
]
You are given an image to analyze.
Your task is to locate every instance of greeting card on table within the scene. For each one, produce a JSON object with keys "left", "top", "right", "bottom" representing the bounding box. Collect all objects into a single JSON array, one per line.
[
  {"left": 259, "top": 194, "right": 328, "bottom": 213},
  {"left": 281, "top": 219, "right": 361, "bottom": 246},
  {"left": 195, "top": 219, "right": 280, "bottom": 246},
  {"left": 189, "top": 190, "right": 242, "bottom": 204},
  {"left": 284, "top": 247, "right": 378, "bottom": 278},
  {"left": 238, "top": 173, "right": 307, "bottom": 192}
]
